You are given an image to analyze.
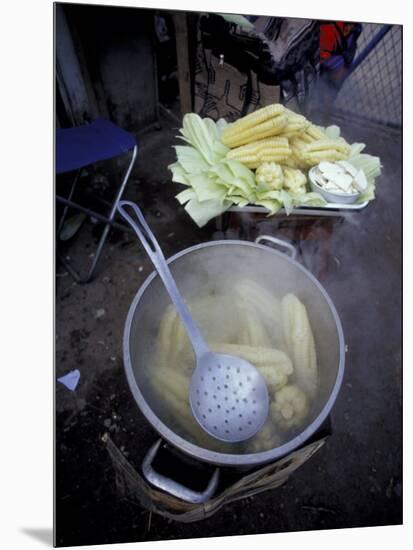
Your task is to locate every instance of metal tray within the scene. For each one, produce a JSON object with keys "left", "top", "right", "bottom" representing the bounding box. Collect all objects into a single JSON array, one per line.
[{"left": 227, "top": 200, "right": 369, "bottom": 217}]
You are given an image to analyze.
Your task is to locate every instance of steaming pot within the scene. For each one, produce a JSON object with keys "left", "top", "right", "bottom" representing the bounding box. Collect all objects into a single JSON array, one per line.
[{"left": 122, "top": 236, "right": 345, "bottom": 501}]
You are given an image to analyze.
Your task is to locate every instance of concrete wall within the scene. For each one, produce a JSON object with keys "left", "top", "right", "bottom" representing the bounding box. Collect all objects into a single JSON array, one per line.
[
  {"left": 55, "top": 4, "right": 94, "bottom": 125},
  {"left": 55, "top": 3, "right": 159, "bottom": 132}
]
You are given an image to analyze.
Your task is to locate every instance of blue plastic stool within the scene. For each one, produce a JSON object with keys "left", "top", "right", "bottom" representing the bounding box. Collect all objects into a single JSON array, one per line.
[{"left": 56, "top": 118, "right": 138, "bottom": 283}]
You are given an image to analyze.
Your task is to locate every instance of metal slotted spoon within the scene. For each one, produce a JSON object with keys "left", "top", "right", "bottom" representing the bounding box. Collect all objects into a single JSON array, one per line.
[{"left": 117, "top": 201, "right": 269, "bottom": 443}]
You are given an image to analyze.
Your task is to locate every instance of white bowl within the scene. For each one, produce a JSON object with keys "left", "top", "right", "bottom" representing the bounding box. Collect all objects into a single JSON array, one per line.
[{"left": 308, "top": 166, "right": 361, "bottom": 205}]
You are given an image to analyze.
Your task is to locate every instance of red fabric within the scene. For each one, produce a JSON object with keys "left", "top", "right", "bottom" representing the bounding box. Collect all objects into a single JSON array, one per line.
[{"left": 320, "top": 22, "right": 357, "bottom": 63}]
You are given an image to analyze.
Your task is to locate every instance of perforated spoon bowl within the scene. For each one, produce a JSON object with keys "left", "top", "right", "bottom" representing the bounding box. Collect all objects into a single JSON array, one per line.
[{"left": 117, "top": 201, "right": 269, "bottom": 443}]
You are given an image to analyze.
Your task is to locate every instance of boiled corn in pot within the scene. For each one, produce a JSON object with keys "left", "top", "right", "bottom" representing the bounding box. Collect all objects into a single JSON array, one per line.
[{"left": 123, "top": 237, "right": 345, "bottom": 469}]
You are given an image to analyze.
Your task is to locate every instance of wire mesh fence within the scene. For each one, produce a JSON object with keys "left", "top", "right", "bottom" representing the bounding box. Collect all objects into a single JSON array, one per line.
[{"left": 331, "top": 23, "right": 402, "bottom": 129}]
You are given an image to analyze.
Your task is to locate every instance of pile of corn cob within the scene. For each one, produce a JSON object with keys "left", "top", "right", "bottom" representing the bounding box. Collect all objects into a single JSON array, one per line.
[
  {"left": 169, "top": 105, "right": 379, "bottom": 226},
  {"left": 150, "top": 280, "right": 318, "bottom": 453},
  {"left": 222, "top": 103, "right": 351, "bottom": 194}
]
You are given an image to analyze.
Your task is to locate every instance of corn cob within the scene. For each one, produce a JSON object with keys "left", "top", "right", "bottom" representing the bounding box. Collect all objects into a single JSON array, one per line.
[
  {"left": 308, "top": 124, "right": 328, "bottom": 139},
  {"left": 221, "top": 104, "right": 287, "bottom": 148},
  {"left": 288, "top": 137, "right": 310, "bottom": 169},
  {"left": 299, "top": 124, "right": 328, "bottom": 143},
  {"left": 290, "top": 135, "right": 350, "bottom": 168},
  {"left": 157, "top": 304, "right": 194, "bottom": 369},
  {"left": 170, "top": 294, "right": 242, "bottom": 347},
  {"left": 173, "top": 314, "right": 188, "bottom": 355},
  {"left": 270, "top": 384, "right": 309, "bottom": 430},
  {"left": 289, "top": 136, "right": 307, "bottom": 150},
  {"left": 295, "top": 134, "right": 313, "bottom": 145},
  {"left": 282, "top": 153, "right": 304, "bottom": 170},
  {"left": 304, "top": 150, "right": 349, "bottom": 165},
  {"left": 226, "top": 137, "right": 291, "bottom": 169},
  {"left": 151, "top": 366, "right": 227, "bottom": 449},
  {"left": 282, "top": 166, "right": 307, "bottom": 194},
  {"left": 156, "top": 304, "right": 178, "bottom": 366},
  {"left": 279, "top": 111, "right": 310, "bottom": 138},
  {"left": 301, "top": 137, "right": 351, "bottom": 166},
  {"left": 257, "top": 364, "right": 290, "bottom": 392},
  {"left": 281, "top": 293, "right": 318, "bottom": 399},
  {"left": 209, "top": 343, "right": 293, "bottom": 375},
  {"left": 304, "top": 138, "right": 350, "bottom": 154},
  {"left": 232, "top": 279, "right": 286, "bottom": 350},
  {"left": 244, "top": 418, "right": 281, "bottom": 452},
  {"left": 233, "top": 279, "right": 282, "bottom": 320},
  {"left": 239, "top": 307, "right": 272, "bottom": 347},
  {"left": 255, "top": 162, "right": 284, "bottom": 189},
  {"left": 151, "top": 366, "right": 190, "bottom": 402}
]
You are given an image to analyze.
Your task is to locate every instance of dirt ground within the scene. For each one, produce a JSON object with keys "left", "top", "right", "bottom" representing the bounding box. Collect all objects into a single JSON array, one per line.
[{"left": 55, "top": 113, "right": 402, "bottom": 546}]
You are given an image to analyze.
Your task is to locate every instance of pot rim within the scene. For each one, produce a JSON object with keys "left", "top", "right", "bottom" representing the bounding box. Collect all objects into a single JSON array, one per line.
[{"left": 123, "top": 239, "right": 345, "bottom": 467}]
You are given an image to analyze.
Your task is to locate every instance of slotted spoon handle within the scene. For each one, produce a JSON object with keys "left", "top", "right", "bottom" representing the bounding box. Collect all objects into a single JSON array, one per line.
[{"left": 117, "top": 201, "right": 209, "bottom": 358}]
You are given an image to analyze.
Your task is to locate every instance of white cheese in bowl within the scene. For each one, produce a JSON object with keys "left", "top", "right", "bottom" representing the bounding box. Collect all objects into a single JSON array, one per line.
[{"left": 313, "top": 161, "right": 367, "bottom": 195}]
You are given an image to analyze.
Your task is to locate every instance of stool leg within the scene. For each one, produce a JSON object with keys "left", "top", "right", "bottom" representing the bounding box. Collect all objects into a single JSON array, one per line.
[
  {"left": 82, "top": 145, "right": 138, "bottom": 283},
  {"left": 57, "top": 169, "right": 82, "bottom": 235}
]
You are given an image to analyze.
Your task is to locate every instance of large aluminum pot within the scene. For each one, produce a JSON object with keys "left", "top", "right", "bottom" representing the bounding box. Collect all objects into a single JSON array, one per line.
[{"left": 123, "top": 236, "right": 345, "bottom": 502}]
